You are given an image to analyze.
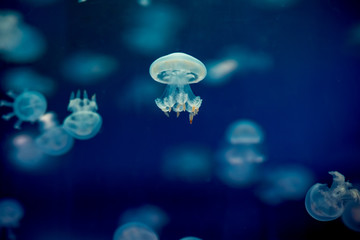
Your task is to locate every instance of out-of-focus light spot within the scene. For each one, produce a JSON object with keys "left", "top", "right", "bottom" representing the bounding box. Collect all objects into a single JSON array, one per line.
[
  {"left": 0, "top": 10, "right": 46, "bottom": 63},
  {"left": 205, "top": 46, "right": 273, "bottom": 86},
  {"left": 120, "top": 205, "right": 169, "bottom": 233},
  {"left": 138, "top": 0, "right": 151, "bottom": 7},
  {"left": 255, "top": 165, "right": 314, "bottom": 205},
  {"left": 179, "top": 237, "right": 202, "bottom": 240},
  {"left": 61, "top": 51, "right": 118, "bottom": 85},
  {"left": 122, "top": 4, "right": 183, "bottom": 55},
  {"left": 305, "top": 171, "right": 360, "bottom": 221},
  {"left": 113, "top": 222, "right": 158, "bottom": 240},
  {"left": 2, "top": 68, "right": 56, "bottom": 97},
  {"left": 36, "top": 112, "right": 74, "bottom": 156},
  {"left": 162, "top": 144, "right": 212, "bottom": 182},
  {"left": 342, "top": 201, "right": 360, "bottom": 232},
  {"left": 117, "top": 76, "right": 162, "bottom": 114},
  {"left": 226, "top": 120, "right": 264, "bottom": 145},
  {"left": 0, "top": 199, "right": 24, "bottom": 228},
  {"left": 7, "top": 133, "right": 47, "bottom": 170}
]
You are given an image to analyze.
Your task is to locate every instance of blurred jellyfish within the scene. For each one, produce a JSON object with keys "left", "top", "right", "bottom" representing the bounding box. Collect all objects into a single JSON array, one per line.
[
  {"left": 179, "top": 237, "right": 202, "bottom": 240},
  {"left": 150, "top": 52, "right": 207, "bottom": 124},
  {"left": 6, "top": 132, "right": 47, "bottom": 170},
  {"left": 122, "top": 4, "right": 183, "bottom": 55},
  {"left": 216, "top": 146, "right": 260, "bottom": 188},
  {"left": 342, "top": 201, "right": 360, "bottom": 232},
  {"left": 0, "top": 90, "right": 47, "bottom": 129},
  {"left": 138, "top": 0, "right": 151, "bottom": 7},
  {"left": 224, "top": 144, "right": 265, "bottom": 164},
  {"left": 117, "top": 76, "right": 162, "bottom": 113},
  {"left": 35, "top": 112, "right": 74, "bottom": 156},
  {"left": 113, "top": 222, "right": 158, "bottom": 240},
  {"left": 248, "top": 0, "right": 300, "bottom": 10},
  {"left": 61, "top": 51, "right": 118, "bottom": 85},
  {"left": 226, "top": 119, "right": 264, "bottom": 145},
  {"left": 0, "top": 10, "right": 46, "bottom": 63},
  {"left": 0, "top": 198, "right": 24, "bottom": 240},
  {"left": 2, "top": 68, "right": 56, "bottom": 96},
  {"left": 205, "top": 46, "right": 273, "bottom": 86},
  {"left": 255, "top": 165, "right": 314, "bottom": 205},
  {"left": 120, "top": 205, "right": 169, "bottom": 233},
  {"left": 63, "top": 90, "right": 102, "bottom": 140},
  {"left": 162, "top": 144, "right": 212, "bottom": 182},
  {"left": 305, "top": 171, "right": 360, "bottom": 221}
]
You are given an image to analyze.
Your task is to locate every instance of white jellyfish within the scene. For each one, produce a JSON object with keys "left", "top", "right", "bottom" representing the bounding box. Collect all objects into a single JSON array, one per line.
[
  {"left": 36, "top": 112, "right": 74, "bottom": 156},
  {"left": 63, "top": 90, "right": 102, "bottom": 140},
  {"left": 0, "top": 198, "right": 24, "bottom": 240},
  {"left": 149, "top": 52, "right": 207, "bottom": 124},
  {"left": 0, "top": 90, "right": 47, "bottom": 129},
  {"left": 113, "top": 222, "right": 158, "bottom": 240},
  {"left": 305, "top": 171, "right": 360, "bottom": 221}
]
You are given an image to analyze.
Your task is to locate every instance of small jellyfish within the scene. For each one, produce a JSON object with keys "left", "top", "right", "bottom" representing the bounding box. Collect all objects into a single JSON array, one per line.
[
  {"left": 0, "top": 198, "right": 24, "bottom": 240},
  {"left": 35, "top": 112, "right": 74, "bottom": 156},
  {"left": 149, "top": 52, "right": 207, "bottom": 124},
  {"left": 226, "top": 120, "right": 264, "bottom": 145},
  {"left": 305, "top": 171, "right": 360, "bottom": 221},
  {"left": 0, "top": 90, "right": 47, "bottom": 129},
  {"left": 342, "top": 201, "right": 360, "bottom": 232},
  {"left": 113, "top": 222, "right": 158, "bottom": 240},
  {"left": 63, "top": 90, "right": 102, "bottom": 140}
]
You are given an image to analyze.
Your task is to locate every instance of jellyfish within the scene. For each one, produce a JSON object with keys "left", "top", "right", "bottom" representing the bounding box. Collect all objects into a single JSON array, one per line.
[
  {"left": 0, "top": 90, "right": 47, "bottom": 129},
  {"left": 113, "top": 222, "right": 158, "bottom": 240},
  {"left": 120, "top": 205, "right": 169, "bottom": 233},
  {"left": 342, "top": 201, "right": 360, "bottom": 232},
  {"left": 35, "top": 112, "right": 74, "bottom": 156},
  {"left": 226, "top": 119, "right": 264, "bottom": 145},
  {"left": 305, "top": 171, "right": 360, "bottom": 221},
  {"left": 0, "top": 198, "right": 24, "bottom": 240},
  {"left": 149, "top": 52, "right": 207, "bottom": 124},
  {"left": 63, "top": 90, "right": 102, "bottom": 140}
]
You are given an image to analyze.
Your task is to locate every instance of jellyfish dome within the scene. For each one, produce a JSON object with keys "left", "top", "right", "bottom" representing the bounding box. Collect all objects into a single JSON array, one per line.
[
  {"left": 113, "top": 222, "right": 158, "bottom": 240},
  {"left": 342, "top": 201, "right": 360, "bottom": 232},
  {"left": 179, "top": 237, "right": 202, "bottom": 240},
  {"left": 305, "top": 171, "right": 360, "bottom": 221},
  {"left": 63, "top": 90, "right": 102, "bottom": 140},
  {"left": 1, "top": 90, "right": 47, "bottom": 129},
  {"left": 226, "top": 119, "right": 264, "bottom": 144},
  {"left": 36, "top": 112, "right": 74, "bottom": 156},
  {"left": 120, "top": 205, "right": 169, "bottom": 232},
  {"left": 150, "top": 52, "right": 207, "bottom": 124},
  {"left": 0, "top": 198, "right": 24, "bottom": 228}
]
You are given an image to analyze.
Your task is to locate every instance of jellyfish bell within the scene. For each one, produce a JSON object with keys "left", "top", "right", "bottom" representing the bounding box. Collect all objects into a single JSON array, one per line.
[
  {"left": 113, "top": 222, "right": 158, "bottom": 240},
  {"left": 179, "top": 237, "right": 202, "bottom": 240},
  {"left": 226, "top": 119, "right": 264, "bottom": 145},
  {"left": 0, "top": 198, "right": 24, "bottom": 228},
  {"left": 149, "top": 52, "right": 207, "bottom": 124},
  {"left": 305, "top": 171, "right": 360, "bottom": 221},
  {"left": 342, "top": 201, "right": 360, "bottom": 232}
]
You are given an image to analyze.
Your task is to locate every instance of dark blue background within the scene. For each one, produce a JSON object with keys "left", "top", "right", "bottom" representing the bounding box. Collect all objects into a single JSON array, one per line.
[{"left": 1, "top": 0, "right": 360, "bottom": 239}]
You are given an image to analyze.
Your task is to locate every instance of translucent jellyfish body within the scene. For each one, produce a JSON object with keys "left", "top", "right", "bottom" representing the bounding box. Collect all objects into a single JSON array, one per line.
[
  {"left": 256, "top": 165, "right": 314, "bottom": 205},
  {"left": 0, "top": 90, "right": 47, "bottom": 129},
  {"left": 179, "top": 237, "right": 202, "bottom": 240},
  {"left": 226, "top": 120, "right": 264, "bottom": 144},
  {"left": 305, "top": 171, "right": 360, "bottom": 221},
  {"left": 63, "top": 91, "right": 102, "bottom": 140},
  {"left": 120, "top": 205, "right": 169, "bottom": 233},
  {"left": 36, "top": 113, "right": 74, "bottom": 156},
  {"left": 150, "top": 52, "right": 207, "bottom": 124},
  {"left": 0, "top": 198, "right": 24, "bottom": 228},
  {"left": 342, "top": 201, "right": 360, "bottom": 232},
  {"left": 113, "top": 222, "right": 158, "bottom": 240}
]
